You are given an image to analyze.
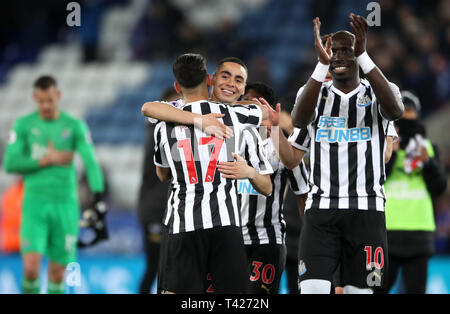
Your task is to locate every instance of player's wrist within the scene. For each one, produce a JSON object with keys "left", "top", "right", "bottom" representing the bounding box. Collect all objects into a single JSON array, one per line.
[
  {"left": 193, "top": 113, "right": 204, "bottom": 129},
  {"left": 246, "top": 166, "right": 256, "bottom": 180},
  {"left": 311, "top": 62, "right": 330, "bottom": 83},
  {"left": 357, "top": 51, "right": 376, "bottom": 74}
]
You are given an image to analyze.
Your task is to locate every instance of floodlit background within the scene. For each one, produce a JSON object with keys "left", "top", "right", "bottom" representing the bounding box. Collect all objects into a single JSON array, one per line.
[{"left": 0, "top": 0, "right": 449, "bottom": 293}]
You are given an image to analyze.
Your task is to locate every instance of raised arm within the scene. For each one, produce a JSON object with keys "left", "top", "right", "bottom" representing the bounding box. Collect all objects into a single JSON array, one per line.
[
  {"left": 350, "top": 13, "right": 404, "bottom": 120},
  {"left": 273, "top": 126, "right": 306, "bottom": 169},
  {"left": 292, "top": 18, "right": 331, "bottom": 128}
]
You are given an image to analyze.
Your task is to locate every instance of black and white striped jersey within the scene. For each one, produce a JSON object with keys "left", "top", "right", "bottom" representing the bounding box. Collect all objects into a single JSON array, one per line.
[
  {"left": 238, "top": 131, "right": 310, "bottom": 245},
  {"left": 289, "top": 79, "right": 402, "bottom": 212},
  {"left": 147, "top": 99, "right": 184, "bottom": 124},
  {"left": 154, "top": 100, "right": 263, "bottom": 234},
  {"left": 387, "top": 121, "right": 398, "bottom": 141}
]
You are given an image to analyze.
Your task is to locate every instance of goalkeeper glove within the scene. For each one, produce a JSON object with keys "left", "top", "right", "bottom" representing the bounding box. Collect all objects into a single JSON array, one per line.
[{"left": 78, "top": 192, "right": 109, "bottom": 248}]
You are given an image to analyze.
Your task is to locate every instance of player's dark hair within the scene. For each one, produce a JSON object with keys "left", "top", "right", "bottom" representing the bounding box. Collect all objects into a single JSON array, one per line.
[
  {"left": 172, "top": 53, "right": 207, "bottom": 89},
  {"left": 34, "top": 75, "right": 57, "bottom": 89},
  {"left": 217, "top": 57, "right": 248, "bottom": 72},
  {"left": 245, "top": 82, "right": 276, "bottom": 108}
]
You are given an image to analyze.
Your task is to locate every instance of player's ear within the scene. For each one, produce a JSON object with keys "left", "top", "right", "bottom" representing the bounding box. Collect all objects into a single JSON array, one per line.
[
  {"left": 173, "top": 81, "right": 183, "bottom": 95},
  {"left": 206, "top": 74, "right": 212, "bottom": 88}
]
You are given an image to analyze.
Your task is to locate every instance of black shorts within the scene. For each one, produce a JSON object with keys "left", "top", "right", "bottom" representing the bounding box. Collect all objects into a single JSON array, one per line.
[
  {"left": 245, "top": 243, "right": 286, "bottom": 294},
  {"left": 159, "top": 225, "right": 249, "bottom": 294},
  {"left": 298, "top": 209, "right": 388, "bottom": 290}
]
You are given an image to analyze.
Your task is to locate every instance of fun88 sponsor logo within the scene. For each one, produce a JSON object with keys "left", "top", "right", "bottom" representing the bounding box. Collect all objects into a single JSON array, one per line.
[{"left": 316, "top": 115, "right": 371, "bottom": 143}]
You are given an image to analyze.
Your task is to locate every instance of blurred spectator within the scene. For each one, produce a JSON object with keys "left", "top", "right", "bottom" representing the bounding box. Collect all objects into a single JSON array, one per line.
[
  {"left": 246, "top": 56, "right": 274, "bottom": 87},
  {"left": 435, "top": 194, "right": 450, "bottom": 253},
  {"left": 78, "top": 0, "right": 106, "bottom": 63},
  {"left": 400, "top": 55, "right": 437, "bottom": 116},
  {"left": 177, "top": 20, "right": 208, "bottom": 56},
  {"left": 0, "top": 180, "right": 23, "bottom": 253},
  {"left": 206, "top": 19, "right": 247, "bottom": 61},
  {"left": 310, "top": 0, "right": 339, "bottom": 34},
  {"left": 283, "top": 47, "right": 317, "bottom": 97},
  {"left": 383, "top": 91, "right": 447, "bottom": 294},
  {"left": 0, "top": 1, "right": 68, "bottom": 77},
  {"left": 130, "top": 0, "right": 188, "bottom": 61},
  {"left": 283, "top": 0, "right": 449, "bottom": 117}
]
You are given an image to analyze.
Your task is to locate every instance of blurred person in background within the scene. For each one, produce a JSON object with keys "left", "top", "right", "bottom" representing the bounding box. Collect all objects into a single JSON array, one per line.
[
  {"left": 0, "top": 179, "right": 24, "bottom": 254},
  {"left": 382, "top": 91, "right": 447, "bottom": 294},
  {"left": 3, "top": 75, "right": 107, "bottom": 294},
  {"left": 137, "top": 87, "right": 180, "bottom": 294},
  {"left": 130, "top": 0, "right": 187, "bottom": 61},
  {"left": 78, "top": 0, "right": 106, "bottom": 63}
]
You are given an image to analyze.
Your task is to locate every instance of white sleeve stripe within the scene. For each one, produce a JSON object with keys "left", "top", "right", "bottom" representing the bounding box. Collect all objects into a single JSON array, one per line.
[{"left": 290, "top": 141, "right": 310, "bottom": 152}]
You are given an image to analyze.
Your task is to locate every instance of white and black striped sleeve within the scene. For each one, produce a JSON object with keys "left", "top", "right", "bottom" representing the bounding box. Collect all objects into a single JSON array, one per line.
[
  {"left": 240, "top": 129, "right": 273, "bottom": 175},
  {"left": 290, "top": 85, "right": 305, "bottom": 121},
  {"left": 387, "top": 121, "right": 399, "bottom": 142},
  {"left": 288, "top": 127, "right": 311, "bottom": 152},
  {"left": 286, "top": 161, "right": 310, "bottom": 195},
  {"left": 153, "top": 122, "right": 170, "bottom": 168},
  {"left": 147, "top": 99, "right": 184, "bottom": 124},
  {"left": 379, "top": 82, "right": 402, "bottom": 121},
  {"left": 229, "top": 104, "right": 262, "bottom": 129},
  {"left": 288, "top": 84, "right": 313, "bottom": 152}
]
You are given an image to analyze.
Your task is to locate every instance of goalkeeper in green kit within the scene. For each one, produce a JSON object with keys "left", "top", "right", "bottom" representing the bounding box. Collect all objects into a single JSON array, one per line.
[{"left": 3, "top": 75, "right": 107, "bottom": 294}]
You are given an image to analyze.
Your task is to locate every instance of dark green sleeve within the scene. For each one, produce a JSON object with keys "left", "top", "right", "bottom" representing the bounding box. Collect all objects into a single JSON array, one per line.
[
  {"left": 3, "top": 120, "right": 40, "bottom": 174},
  {"left": 75, "top": 120, "right": 104, "bottom": 193}
]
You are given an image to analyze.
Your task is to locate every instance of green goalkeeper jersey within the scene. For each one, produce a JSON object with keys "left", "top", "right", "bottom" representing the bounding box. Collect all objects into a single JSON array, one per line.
[{"left": 3, "top": 111, "right": 104, "bottom": 202}]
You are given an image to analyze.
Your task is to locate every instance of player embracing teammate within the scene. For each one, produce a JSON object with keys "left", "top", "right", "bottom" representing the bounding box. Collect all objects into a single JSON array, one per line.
[{"left": 142, "top": 12, "right": 404, "bottom": 295}]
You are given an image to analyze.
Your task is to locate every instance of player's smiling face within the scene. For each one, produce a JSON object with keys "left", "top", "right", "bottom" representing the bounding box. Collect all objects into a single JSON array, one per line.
[
  {"left": 330, "top": 32, "right": 358, "bottom": 81},
  {"left": 33, "top": 86, "right": 61, "bottom": 120},
  {"left": 212, "top": 62, "right": 247, "bottom": 104}
]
